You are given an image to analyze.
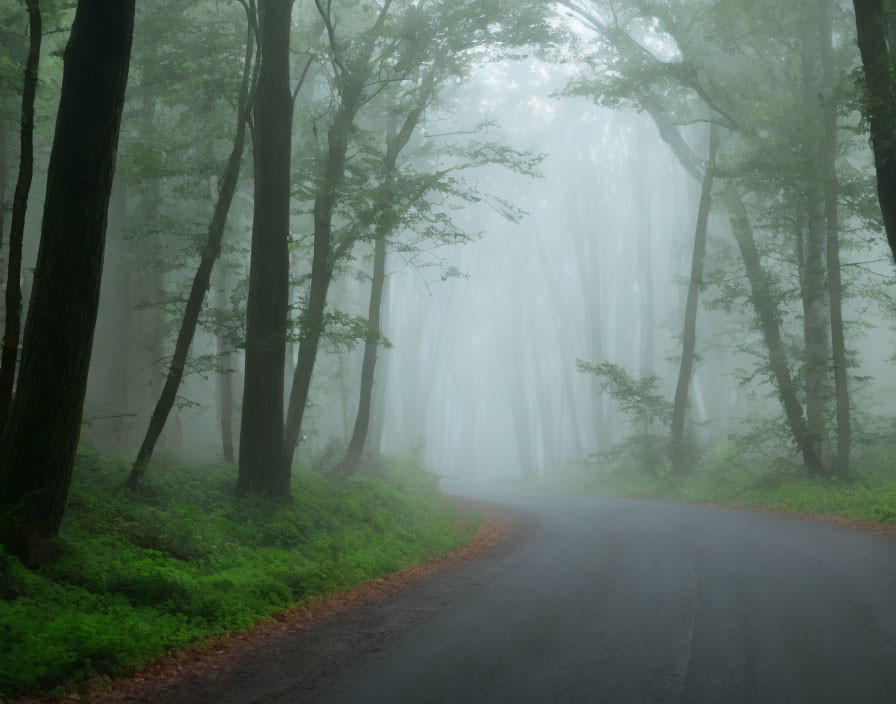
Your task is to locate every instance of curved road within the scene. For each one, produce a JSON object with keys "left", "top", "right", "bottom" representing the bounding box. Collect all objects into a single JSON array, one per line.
[{"left": 160, "top": 486, "right": 896, "bottom": 704}]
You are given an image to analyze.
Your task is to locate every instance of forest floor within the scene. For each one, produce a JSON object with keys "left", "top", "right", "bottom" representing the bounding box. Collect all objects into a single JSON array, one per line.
[
  {"left": 0, "top": 453, "right": 484, "bottom": 699},
  {"left": 18, "top": 503, "right": 518, "bottom": 704},
  {"left": 558, "top": 441, "right": 896, "bottom": 528}
]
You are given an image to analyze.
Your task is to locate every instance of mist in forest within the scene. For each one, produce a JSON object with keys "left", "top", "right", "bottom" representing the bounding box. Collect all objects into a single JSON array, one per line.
[
  {"left": 1, "top": 0, "right": 895, "bottom": 491},
  {"left": 7, "top": 0, "right": 896, "bottom": 699}
]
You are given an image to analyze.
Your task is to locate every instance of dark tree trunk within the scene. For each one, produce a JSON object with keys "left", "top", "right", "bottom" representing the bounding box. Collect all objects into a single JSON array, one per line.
[
  {"left": 853, "top": 0, "right": 896, "bottom": 259},
  {"left": 821, "top": 0, "right": 852, "bottom": 476},
  {"left": 0, "top": 0, "right": 40, "bottom": 417},
  {"left": 671, "top": 124, "right": 719, "bottom": 475},
  {"left": 236, "top": 0, "right": 294, "bottom": 499},
  {"left": 0, "top": 120, "right": 7, "bottom": 306},
  {"left": 0, "top": 0, "right": 136, "bottom": 565},
  {"left": 127, "top": 20, "right": 255, "bottom": 489},
  {"left": 218, "top": 281, "right": 235, "bottom": 463}
]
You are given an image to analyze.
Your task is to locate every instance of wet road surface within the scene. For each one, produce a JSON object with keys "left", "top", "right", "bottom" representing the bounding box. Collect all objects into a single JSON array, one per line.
[{"left": 160, "top": 485, "right": 896, "bottom": 704}]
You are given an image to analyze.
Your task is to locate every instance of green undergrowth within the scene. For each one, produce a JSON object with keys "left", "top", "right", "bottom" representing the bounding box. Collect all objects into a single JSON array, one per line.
[
  {"left": 575, "top": 440, "right": 896, "bottom": 524},
  {"left": 0, "top": 453, "right": 479, "bottom": 698}
]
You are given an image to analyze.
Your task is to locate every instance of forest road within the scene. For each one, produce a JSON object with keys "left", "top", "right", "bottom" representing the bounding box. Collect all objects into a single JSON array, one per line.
[{"left": 158, "top": 485, "right": 896, "bottom": 704}]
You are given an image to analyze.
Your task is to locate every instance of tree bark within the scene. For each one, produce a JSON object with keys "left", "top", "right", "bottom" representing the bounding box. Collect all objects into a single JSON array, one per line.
[
  {"left": 340, "top": 225, "right": 387, "bottom": 476},
  {"left": 821, "top": 0, "right": 852, "bottom": 476},
  {"left": 217, "top": 280, "right": 235, "bottom": 463},
  {"left": 0, "top": 120, "right": 7, "bottom": 307},
  {"left": 640, "top": 106, "right": 824, "bottom": 475},
  {"left": 800, "top": 23, "right": 832, "bottom": 469},
  {"left": 236, "top": 0, "right": 294, "bottom": 499},
  {"left": 282, "top": 99, "right": 354, "bottom": 474},
  {"left": 0, "top": 0, "right": 40, "bottom": 418},
  {"left": 0, "top": 0, "right": 136, "bottom": 565},
  {"left": 720, "top": 184, "right": 825, "bottom": 475},
  {"left": 853, "top": 0, "right": 896, "bottom": 259},
  {"left": 128, "top": 18, "right": 255, "bottom": 489},
  {"left": 638, "top": 174, "right": 655, "bottom": 380},
  {"left": 338, "top": 95, "right": 430, "bottom": 476},
  {"left": 671, "top": 124, "right": 719, "bottom": 475}
]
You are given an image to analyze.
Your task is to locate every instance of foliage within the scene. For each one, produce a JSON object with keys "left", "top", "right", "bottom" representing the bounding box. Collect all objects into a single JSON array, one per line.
[
  {"left": 0, "top": 454, "right": 479, "bottom": 697},
  {"left": 577, "top": 437, "right": 896, "bottom": 525}
]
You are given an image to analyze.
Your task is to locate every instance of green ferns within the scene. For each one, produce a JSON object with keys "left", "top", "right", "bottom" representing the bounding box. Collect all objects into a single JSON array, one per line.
[{"left": 0, "top": 458, "right": 479, "bottom": 697}]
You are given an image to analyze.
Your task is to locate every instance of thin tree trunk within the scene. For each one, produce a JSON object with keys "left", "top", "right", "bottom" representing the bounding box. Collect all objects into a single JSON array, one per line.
[
  {"left": 337, "top": 95, "right": 429, "bottom": 477},
  {"left": 366, "top": 274, "right": 390, "bottom": 454},
  {"left": 821, "top": 0, "right": 852, "bottom": 476},
  {"left": 217, "top": 279, "right": 235, "bottom": 463},
  {"left": 638, "top": 187, "right": 655, "bottom": 379},
  {"left": 340, "top": 228, "right": 387, "bottom": 476},
  {"left": 853, "top": 0, "right": 896, "bottom": 259},
  {"left": 282, "top": 100, "right": 355, "bottom": 473},
  {"left": 128, "top": 18, "right": 256, "bottom": 489},
  {"left": 282, "top": 0, "right": 394, "bottom": 475},
  {"left": 671, "top": 123, "right": 719, "bottom": 475},
  {"left": 720, "top": 184, "right": 825, "bottom": 475},
  {"left": 0, "top": 0, "right": 135, "bottom": 565},
  {"left": 237, "top": 0, "right": 294, "bottom": 499},
  {"left": 0, "top": 120, "right": 8, "bottom": 306},
  {"left": 641, "top": 106, "right": 824, "bottom": 475},
  {"left": 0, "top": 0, "right": 40, "bottom": 417}
]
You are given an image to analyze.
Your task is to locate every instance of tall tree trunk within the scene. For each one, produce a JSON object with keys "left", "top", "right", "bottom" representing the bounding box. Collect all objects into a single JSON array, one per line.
[
  {"left": 340, "top": 229, "right": 387, "bottom": 476},
  {"left": 640, "top": 106, "right": 825, "bottom": 474},
  {"left": 338, "top": 92, "right": 433, "bottom": 477},
  {"left": 638, "top": 185, "right": 655, "bottom": 379},
  {"left": 282, "top": 0, "right": 393, "bottom": 475},
  {"left": 720, "top": 185, "right": 825, "bottom": 475},
  {"left": 366, "top": 274, "right": 390, "bottom": 454},
  {"left": 128, "top": 19, "right": 255, "bottom": 489},
  {"left": 853, "top": 0, "right": 896, "bottom": 259},
  {"left": 800, "top": 22, "right": 833, "bottom": 469},
  {"left": 0, "top": 0, "right": 40, "bottom": 417},
  {"left": 282, "top": 101, "right": 355, "bottom": 474},
  {"left": 0, "top": 0, "right": 136, "bottom": 565},
  {"left": 236, "top": 0, "right": 294, "bottom": 499},
  {"left": 671, "top": 124, "right": 719, "bottom": 475},
  {"left": 0, "top": 120, "right": 7, "bottom": 307},
  {"left": 217, "top": 278, "right": 235, "bottom": 463},
  {"left": 821, "top": 0, "right": 852, "bottom": 476}
]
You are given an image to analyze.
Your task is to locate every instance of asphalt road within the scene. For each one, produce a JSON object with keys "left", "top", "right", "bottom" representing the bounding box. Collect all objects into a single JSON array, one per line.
[{"left": 160, "top": 486, "right": 896, "bottom": 704}]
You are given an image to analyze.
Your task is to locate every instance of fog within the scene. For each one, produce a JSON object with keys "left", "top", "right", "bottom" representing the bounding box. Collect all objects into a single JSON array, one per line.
[{"left": 3, "top": 0, "right": 896, "bottom": 491}]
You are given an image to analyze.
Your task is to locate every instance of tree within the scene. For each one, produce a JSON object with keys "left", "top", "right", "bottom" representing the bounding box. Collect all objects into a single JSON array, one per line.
[
  {"left": 283, "top": 0, "right": 546, "bottom": 475},
  {"left": 0, "top": 0, "right": 136, "bottom": 564},
  {"left": 670, "top": 123, "right": 718, "bottom": 475},
  {"left": 852, "top": 0, "right": 896, "bottom": 259},
  {"left": 338, "top": 82, "right": 433, "bottom": 476},
  {"left": 0, "top": 0, "right": 40, "bottom": 417},
  {"left": 282, "top": 0, "right": 397, "bottom": 475},
  {"left": 821, "top": 0, "right": 851, "bottom": 476},
  {"left": 236, "top": 0, "right": 295, "bottom": 499},
  {"left": 561, "top": 0, "right": 827, "bottom": 475},
  {"left": 126, "top": 4, "right": 258, "bottom": 490}
]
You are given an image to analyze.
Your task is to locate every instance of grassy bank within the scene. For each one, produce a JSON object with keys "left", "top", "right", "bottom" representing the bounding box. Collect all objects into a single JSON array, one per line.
[
  {"left": 575, "top": 442, "right": 896, "bottom": 525},
  {"left": 0, "top": 453, "right": 479, "bottom": 697}
]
